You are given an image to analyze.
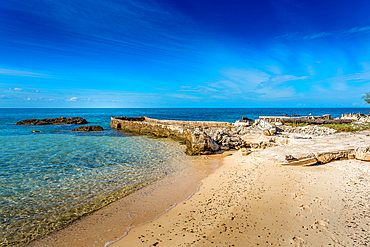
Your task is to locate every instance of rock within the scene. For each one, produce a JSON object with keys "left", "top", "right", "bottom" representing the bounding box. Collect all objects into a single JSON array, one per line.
[
  {"left": 315, "top": 149, "right": 354, "bottom": 163},
  {"left": 281, "top": 157, "right": 318, "bottom": 166},
  {"left": 285, "top": 155, "right": 295, "bottom": 161},
  {"left": 206, "top": 136, "right": 219, "bottom": 152},
  {"left": 71, "top": 126, "right": 104, "bottom": 131},
  {"left": 258, "top": 119, "right": 276, "bottom": 136},
  {"left": 355, "top": 146, "right": 370, "bottom": 161},
  {"left": 31, "top": 130, "right": 41, "bottom": 133},
  {"left": 15, "top": 117, "right": 88, "bottom": 125},
  {"left": 240, "top": 148, "right": 251, "bottom": 156},
  {"left": 220, "top": 145, "right": 230, "bottom": 151}
]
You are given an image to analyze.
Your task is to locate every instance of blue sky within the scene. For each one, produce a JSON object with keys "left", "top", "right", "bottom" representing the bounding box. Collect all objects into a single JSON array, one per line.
[{"left": 0, "top": 0, "right": 369, "bottom": 108}]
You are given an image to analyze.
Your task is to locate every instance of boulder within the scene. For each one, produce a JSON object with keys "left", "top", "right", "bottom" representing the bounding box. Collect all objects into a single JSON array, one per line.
[
  {"left": 257, "top": 119, "right": 276, "bottom": 136},
  {"left": 71, "top": 126, "right": 104, "bottom": 131},
  {"left": 15, "top": 117, "right": 88, "bottom": 125},
  {"left": 355, "top": 146, "right": 370, "bottom": 161},
  {"left": 315, "top": 149, "right": 354, "bottom": 163}
]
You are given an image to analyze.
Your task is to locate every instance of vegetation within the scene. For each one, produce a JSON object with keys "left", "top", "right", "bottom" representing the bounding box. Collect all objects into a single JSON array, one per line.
[
  {"left": 285, "top": 122, "right": 370, "bottom": 132},
  {"left": 363, "top": 92, "right": 370, "bottom": 104}
]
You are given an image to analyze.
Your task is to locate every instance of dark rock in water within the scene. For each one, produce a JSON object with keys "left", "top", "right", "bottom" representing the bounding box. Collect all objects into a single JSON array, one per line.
[
  {"left": 15, "top": 117, "right": 88, "bottom": 125},
  {"left": 71, "top": 126, "right": 104, "bottom": 131}
]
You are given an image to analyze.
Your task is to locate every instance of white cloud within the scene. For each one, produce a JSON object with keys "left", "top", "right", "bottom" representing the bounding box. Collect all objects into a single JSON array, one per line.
[
  {"left": 67, "top": 97, "right": 78, "bottom": 101},
  {"left": 14, "top": 88, "right": 22, "bottom": 91}
]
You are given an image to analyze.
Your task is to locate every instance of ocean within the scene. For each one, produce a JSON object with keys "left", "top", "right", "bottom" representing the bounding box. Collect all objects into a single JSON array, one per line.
[{"left": 1, "top": 107, "right": 369, "bottom": 246}]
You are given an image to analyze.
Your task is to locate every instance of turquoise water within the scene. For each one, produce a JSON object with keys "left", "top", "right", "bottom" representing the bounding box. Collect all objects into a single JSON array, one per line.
[{"left": 0, "top": 108, "right": 369, "bottom": 245}]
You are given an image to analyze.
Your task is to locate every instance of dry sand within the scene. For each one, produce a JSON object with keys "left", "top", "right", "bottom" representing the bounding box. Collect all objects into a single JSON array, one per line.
[
  {"left": 111, "top": 148, "right": 370, "bottom": 246},
  {"left": 30, "top": 133, "right": 370, "bottom": 247}
]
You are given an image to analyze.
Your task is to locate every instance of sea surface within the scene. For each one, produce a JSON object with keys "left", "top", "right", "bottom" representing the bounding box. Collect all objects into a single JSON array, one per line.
[{"left": 1, "top": 107, "right": 369, "bottom": 246}]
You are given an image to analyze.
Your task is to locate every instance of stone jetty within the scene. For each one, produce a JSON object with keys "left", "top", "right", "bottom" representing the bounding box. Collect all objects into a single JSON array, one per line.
[
  {"left": 111, "top": 116, "right": 232, "bottom": 155},
  {"left": 111, "top": 115, "right": 370, "bottom": 164}
]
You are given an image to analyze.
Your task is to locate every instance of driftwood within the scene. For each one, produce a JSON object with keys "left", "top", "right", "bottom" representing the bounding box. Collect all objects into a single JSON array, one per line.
[
  {"left": 282, "top": 118, "right": 352, "bottom": 125},
  {"left": 115, "top": 116, "right": 146, "bottom": 121}
]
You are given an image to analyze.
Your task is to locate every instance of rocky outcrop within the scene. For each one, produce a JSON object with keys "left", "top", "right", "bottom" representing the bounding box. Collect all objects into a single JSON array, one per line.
[
  {"left": 279, "top": 125, "right": 337, "bottom": 136},
  {"left": 111, "top": 116, "right": 359, "bottom": 158},
  {"left": 255, "top": 119, "right": 276, "bottom": 136},
  {"left": 111, "top": 117, "right": 282, "bottom": 155},
  {"left": 280, "top": 147, "right": 369, "bottom": 166},
  {"left": 341, "top": 112, "right": 370, "bottom": 123},
  {"left": 355, "top": 146, "right": 370, "bottom": 161},
  {"left": 71, "top": 126, "right": 104, "bottom": 131},
  {"left": 259, "top": 114, "right": 332, "bottom": 123},
  {"left": 282, "top": 118, "right": 352, "bottom": 124},
  {"left": 15, "top": 117, "right": 88, "bottom": 125}
]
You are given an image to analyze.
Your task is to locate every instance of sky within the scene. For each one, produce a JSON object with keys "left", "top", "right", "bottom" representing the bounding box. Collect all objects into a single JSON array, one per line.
[{"left": 0, "top": 0, "right": 370, "bottom": 108}]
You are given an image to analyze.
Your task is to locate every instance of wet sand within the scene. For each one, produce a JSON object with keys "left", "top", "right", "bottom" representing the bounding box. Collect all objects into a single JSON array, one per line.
[
  {"left": 112, "top": 151, "right": 370, "bottom": 246},
  {"left": 29, "top": 154, "right": 228, "bottom": 247}
]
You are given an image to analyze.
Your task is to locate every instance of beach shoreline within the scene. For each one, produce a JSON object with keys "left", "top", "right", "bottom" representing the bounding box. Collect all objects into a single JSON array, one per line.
[
  {"left": 28, "top": 152, "right": 229, "bottom": 247},
  {"left": 28, "top": 131, "right": 370, "bottom": 247},
  {"left": 110, "top": 134, "right": 370, "bottom": 247}
]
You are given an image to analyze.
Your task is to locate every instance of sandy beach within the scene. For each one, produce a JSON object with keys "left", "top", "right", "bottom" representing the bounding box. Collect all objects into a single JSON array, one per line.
[
  {"left": 28, "top": 131, "right": 370, "bottom": 247},
  {"left": 111, "top": 134, "right": 370, "bottom": 246}
]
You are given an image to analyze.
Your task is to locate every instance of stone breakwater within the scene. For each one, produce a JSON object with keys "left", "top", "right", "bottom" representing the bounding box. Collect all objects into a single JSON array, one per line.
[
  {"left": 110, "top": 117, "right": 317, "bottom": 155},
  {"left": 110, "top": 116, "right": 342, "bottom": 155},
  {"left": 111, "top": 116, "right": 370, "bottom": 165},
  {"left": 111, "top": 117, "right": 231, "bottom": 155}
]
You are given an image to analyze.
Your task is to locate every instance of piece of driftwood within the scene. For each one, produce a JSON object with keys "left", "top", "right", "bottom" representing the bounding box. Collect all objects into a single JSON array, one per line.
[{"left": 282, "top": 118, "right": 352, "bottom": 124}]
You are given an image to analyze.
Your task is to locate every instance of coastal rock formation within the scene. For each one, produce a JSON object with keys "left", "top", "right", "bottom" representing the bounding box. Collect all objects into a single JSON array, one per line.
[
  {"left": 355, "top": 146, "right": 370, "bottom": 161},
  {"left": 111, "top": 116, "right": 350, "bottom": 156},
  {"left": 15, "top": 117, "right": 88, "bottom": 125},
  {"left": 341, "top": 112, "right": 370, "bottom": 123},
  {"left": 256, "top": 119, "right": 276, "bottom": 136},
  {"left": 111, "top": 117, "right": 282, "bottom": 155},
  {"left": 280, "top": 125, "right": 337, "bottom": 136},
  {"left": 71, "top": 126, "right": 104, "bottom": 131},
  {"left": 280, "top": 147, "right": 370, "bottom": 166}
]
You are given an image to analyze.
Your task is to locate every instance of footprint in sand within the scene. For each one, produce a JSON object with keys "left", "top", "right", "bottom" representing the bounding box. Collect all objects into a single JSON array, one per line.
[
  {"left": 292, "top": 235, "right": 305, "bottom": 247},
  {"left": 299, "top": 204, "right": 312, "bottom": 213},
  {"left": 311, "top": 219, "right": 329, "bottom": 229},
  {"left": 294, "top": 213, "right": 304, "bottom": 223},
  {"left": 313, "top": 196, "right": 323, "bottom": 202},
  {"left": 293, "top": 193, "right": 303, "bottom": 201}
]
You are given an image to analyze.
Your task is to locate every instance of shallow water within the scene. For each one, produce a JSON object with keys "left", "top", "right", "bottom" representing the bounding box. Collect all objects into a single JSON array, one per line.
[{"left": 0, "top": 107, "right": 369, "bottom": 245}]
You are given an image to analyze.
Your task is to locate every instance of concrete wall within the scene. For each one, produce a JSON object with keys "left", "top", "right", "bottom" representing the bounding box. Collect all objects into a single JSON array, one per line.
[
  {"left": 259, "top": 115, "right": 331, "bottom": 123},
  {"left": 144, "top": 117, "right": 231, "bottom": 128},
  {"left": 111, "top": 117, "right": 211, "bottom": 155}
]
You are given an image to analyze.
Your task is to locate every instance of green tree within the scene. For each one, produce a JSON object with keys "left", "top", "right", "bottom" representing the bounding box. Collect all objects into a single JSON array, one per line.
[{"left": 363, "top": 92, "right": 370, "bottom": 104}]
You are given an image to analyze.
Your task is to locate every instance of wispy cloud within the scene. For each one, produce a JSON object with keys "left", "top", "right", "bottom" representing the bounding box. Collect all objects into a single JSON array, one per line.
[
  {"left": 67, "top": 97, "right": 78, "bottom": 101},
  {"left": 13, "top": 88, "right": 23, "bottom": 91},
  {"left": 0, "top": 68, "right": 53, "bottom": 78},
  {"left": 257, "top": 75, "right": 309, "bottom": 89},
  {"left": 276, "top": 26, "right": 370, "bottom": 40}
]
